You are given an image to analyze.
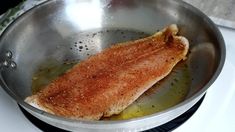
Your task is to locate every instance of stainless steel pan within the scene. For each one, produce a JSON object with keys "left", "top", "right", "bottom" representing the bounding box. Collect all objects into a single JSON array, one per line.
[{"left": 0, "top": 0, "right": 225, "bottom": 131}]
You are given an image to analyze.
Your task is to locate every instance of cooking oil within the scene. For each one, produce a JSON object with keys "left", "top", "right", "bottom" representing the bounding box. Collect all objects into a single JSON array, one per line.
[
  {"left": 31, "top": 60, "right": 77, "bottom": 94},
  {"left": 31, "top": 29, "right": 191, "bottom": 120},
  {"left": 32, "top": 60, "right": 190, "bottom": 120},
  {"left": 104, "top": 62, "right": 191, "bottom": 120}
]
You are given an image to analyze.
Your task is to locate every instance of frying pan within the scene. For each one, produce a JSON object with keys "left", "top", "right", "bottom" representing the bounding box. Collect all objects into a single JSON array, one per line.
[{"left": 0, "top": 0, "right": 225, "bottom": 131}]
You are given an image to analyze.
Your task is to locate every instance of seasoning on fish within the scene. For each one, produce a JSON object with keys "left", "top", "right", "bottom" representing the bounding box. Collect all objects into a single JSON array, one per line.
[{"left": 25, "top": 24, "right": 189, "bottom": 120}]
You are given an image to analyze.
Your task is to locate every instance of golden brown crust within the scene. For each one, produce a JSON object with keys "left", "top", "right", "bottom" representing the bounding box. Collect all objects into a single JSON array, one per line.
[{"left": 25, "top": 24, "right": 189, "bottom": 120}]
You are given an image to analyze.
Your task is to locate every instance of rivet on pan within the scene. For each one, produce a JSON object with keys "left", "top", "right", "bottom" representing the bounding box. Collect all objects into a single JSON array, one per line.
[
  {"left": 9, "top": 61, "right": 17, "bottom": 69},
  {"left": 5, "top": 51, "right": 13, "bottom": 58},
  {"left": 2, "top": 60, "right": 9, "bottom": 67}
]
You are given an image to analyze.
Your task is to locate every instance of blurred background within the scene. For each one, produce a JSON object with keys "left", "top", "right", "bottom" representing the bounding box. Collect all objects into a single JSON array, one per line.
[
  {"left": 0, "top": 0, "right": 23, "bottom": 14},
  {"left": 0, "top": 0, "right": 235, "bottom": 29}
]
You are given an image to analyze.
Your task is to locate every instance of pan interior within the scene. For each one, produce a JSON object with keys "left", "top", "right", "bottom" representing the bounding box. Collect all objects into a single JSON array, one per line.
[{"left": 30, "top": 28, "right": 191, "bottom": 120}]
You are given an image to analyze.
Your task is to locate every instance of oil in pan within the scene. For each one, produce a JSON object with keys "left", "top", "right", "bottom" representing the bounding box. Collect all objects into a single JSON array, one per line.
[
  {"left": 105, "top": 62, "right": 190, "bottom": 120},
  {"left": 31, "top": 28, "right": 191, "bottom": 120}
]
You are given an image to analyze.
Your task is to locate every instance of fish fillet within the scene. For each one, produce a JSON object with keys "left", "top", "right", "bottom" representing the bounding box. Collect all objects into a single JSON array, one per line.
[{"left": 25, "top": 24, "right": 189, "bottom": 120}]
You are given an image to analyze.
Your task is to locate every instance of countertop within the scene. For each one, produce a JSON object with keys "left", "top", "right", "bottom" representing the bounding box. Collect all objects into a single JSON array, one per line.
[{"left": 183, "top": 0, "right": 235, "bottom": 29}]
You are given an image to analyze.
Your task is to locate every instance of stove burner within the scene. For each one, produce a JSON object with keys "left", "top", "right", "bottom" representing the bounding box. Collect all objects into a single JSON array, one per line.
[{"left": 19, "top": 94, "right": 205, "bottom": 132}]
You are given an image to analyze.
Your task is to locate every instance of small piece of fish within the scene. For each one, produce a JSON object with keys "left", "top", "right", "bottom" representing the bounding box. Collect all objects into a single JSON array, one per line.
[{"left": 25, "top": 24, "right": 189, "bottom": 120}]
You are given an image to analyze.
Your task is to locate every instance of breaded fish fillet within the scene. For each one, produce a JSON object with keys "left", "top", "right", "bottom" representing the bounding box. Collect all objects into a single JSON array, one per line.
[{"left": 25, "top": 24, "right": 189, "bottom": 120}]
